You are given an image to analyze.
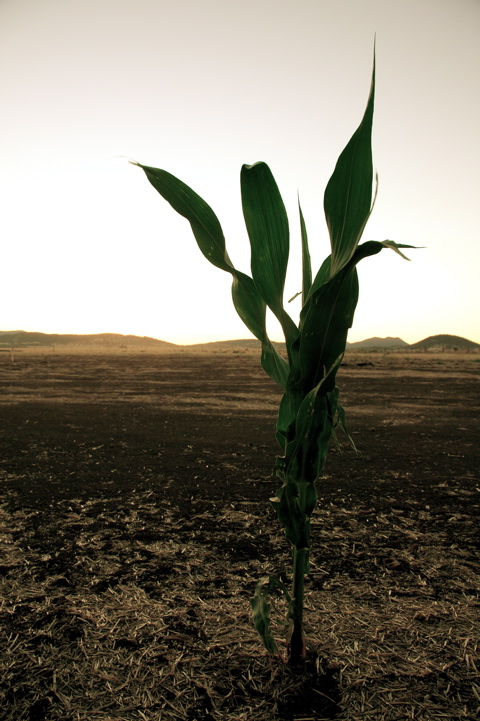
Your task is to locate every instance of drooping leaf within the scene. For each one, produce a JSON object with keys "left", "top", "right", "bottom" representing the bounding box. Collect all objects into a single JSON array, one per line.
[
  {"left": 250, "top": 576, "right": 291, "bottom": 654},
  {"left": 380, "top": 239, "right": 419, "bottom": 259},
  {"left": 231, "top": 272, "right": 289, "bottom": 388},
  {"left": 133, "top": 161, "right": 290, "bottom": 389},
  {"left": 133, "top": 163, "right": 234, "bottom": 272},
  {"left": 229, "top": 270, "right": 266, "bottom": 341}
]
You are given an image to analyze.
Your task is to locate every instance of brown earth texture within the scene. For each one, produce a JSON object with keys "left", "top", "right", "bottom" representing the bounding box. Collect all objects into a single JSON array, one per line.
[{"left": 0, "top": 347, "right": 479, "bottom": 721}]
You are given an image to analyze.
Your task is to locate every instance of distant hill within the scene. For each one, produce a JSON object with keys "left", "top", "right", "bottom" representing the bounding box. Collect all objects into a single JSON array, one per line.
[
  {"left": 346, "top": 336, "right": 408, "bottom": 349},
  {"left": 0, "top": 331, "right": 175, "bottom": 349},
  {"left": 192, "top": 337, "right": 409, "bottom": 350},
  {"left": 409, "top": 334, "right": 480, "bottom": 351},
  {"left": 1, "top": 330, "right": 478, "bottom": 352},
  {"left": 187, "top": 338, "right": 287, "bottom": 350},
  {"left": 188, "top": 338, "right": 261, "bottom": 349}
]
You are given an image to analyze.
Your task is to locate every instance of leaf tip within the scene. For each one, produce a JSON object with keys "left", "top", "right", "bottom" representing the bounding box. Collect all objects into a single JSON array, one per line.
[
  {"left": 115, "top": 154, "right": 140, "bottom": 167},
  {"left": 242, "top": 161, "right": 267, "bottom": 172}
]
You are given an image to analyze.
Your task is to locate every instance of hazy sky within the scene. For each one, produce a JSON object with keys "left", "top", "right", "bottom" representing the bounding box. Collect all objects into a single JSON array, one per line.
[{"left": 1, "top": 0, "right": 479, "bottom": 345}]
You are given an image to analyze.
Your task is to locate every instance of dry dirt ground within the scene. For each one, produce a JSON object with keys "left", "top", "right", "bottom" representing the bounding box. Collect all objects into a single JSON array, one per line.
[{"left": 0, "top": 348, "right": 479, "bottom": 721}]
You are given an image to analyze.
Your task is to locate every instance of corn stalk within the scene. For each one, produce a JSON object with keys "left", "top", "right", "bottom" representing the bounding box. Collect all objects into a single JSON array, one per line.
[{"left": 132, "top": 53, "right": 415, "bottom": 665}]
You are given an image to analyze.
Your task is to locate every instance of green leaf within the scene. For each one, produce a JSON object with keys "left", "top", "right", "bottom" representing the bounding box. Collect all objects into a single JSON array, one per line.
[
  {"left": 334, "top": 396, "right": 357, "bottom": 452},
  {"left": 298, "top": 198, "right": 312, "bottom": 305},
  {"left": 308, "top": 255, "right": 332, "bottom": 298},
  {"left": 278, "top": 356, "right": 343, "bottom": 486},
  {"left": 231, "top": 272, "right": 289, "bottom": 388},
  {"left": 276, "top": 237, "right": 419, "bottom": 486},
  {"left": 241, "top": 162, "right": 290, "bottom": 313},
  {"left": 324, "top": 54, "right": 376, "bottom": 277},
  {"left": 133, "top": 163, "right": 234, "bottom": 273},
  {"left": 297, "top": 241, "right": 382, "bottom": 393},
  {"left": 241, "top": 163, "right": 298, "bottom": 350},
  {"left": 229, "top": 271, "right": 266, "bottom": 343},
  {"left": 380, "top": 239, "right": 419, "bottom": 260},
  {"left": 250, "top": 576, "right": 291, "bottom": 654},
  {"left": 133, "top": 161, "right": 290, "bottom": 389}
]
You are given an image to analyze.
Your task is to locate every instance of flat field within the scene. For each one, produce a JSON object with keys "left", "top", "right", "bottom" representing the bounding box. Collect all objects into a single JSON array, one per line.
[{"left": 0, "top": 348, "right": 479, "bottom": 720}]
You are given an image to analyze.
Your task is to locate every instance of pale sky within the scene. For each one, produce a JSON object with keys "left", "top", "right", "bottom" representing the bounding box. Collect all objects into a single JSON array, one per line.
[{"left": 1, "top": 0, "right": 479, "bottom": 345}]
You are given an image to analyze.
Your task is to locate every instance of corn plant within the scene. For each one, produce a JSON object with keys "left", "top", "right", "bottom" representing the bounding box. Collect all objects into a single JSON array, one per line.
[{"left": 133, "top": 55, "right": 414, "bottom": 665}]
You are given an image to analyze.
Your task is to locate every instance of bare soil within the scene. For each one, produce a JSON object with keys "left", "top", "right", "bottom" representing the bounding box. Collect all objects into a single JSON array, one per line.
[{"left": 0, "top": 348, "right": 479, "bottom": 720}]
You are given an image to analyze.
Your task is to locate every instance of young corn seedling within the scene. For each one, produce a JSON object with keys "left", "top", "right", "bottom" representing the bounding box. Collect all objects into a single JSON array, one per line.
[{"left": 133, "top": 55, "right": 415, "bottom": 665}]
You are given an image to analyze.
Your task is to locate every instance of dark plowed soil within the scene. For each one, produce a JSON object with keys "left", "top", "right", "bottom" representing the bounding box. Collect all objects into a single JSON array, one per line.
[{"left": 1, "top": 350, "right": 479, "bottom": 720}]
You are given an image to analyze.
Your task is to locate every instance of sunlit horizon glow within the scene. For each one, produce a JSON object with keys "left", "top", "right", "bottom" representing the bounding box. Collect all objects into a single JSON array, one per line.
[{"left": 1, "top": 0, "right": 479, "bottom": 346}]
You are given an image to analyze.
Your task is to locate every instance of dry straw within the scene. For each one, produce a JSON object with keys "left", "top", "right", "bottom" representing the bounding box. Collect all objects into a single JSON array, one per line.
[{"left": 1, "top": 488, "right": 479, "bottom": 720}]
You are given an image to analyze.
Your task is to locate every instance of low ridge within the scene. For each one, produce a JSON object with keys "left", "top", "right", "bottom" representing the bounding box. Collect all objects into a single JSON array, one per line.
[
  {"left": 0, "top": 331, "right": 478, "bottom": 350},
  {"left": 0, "top": 331, "right": 175, "bottom": 348},
  {"left": 409, "top": 334, "right": 480, "bottom": 350}
]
